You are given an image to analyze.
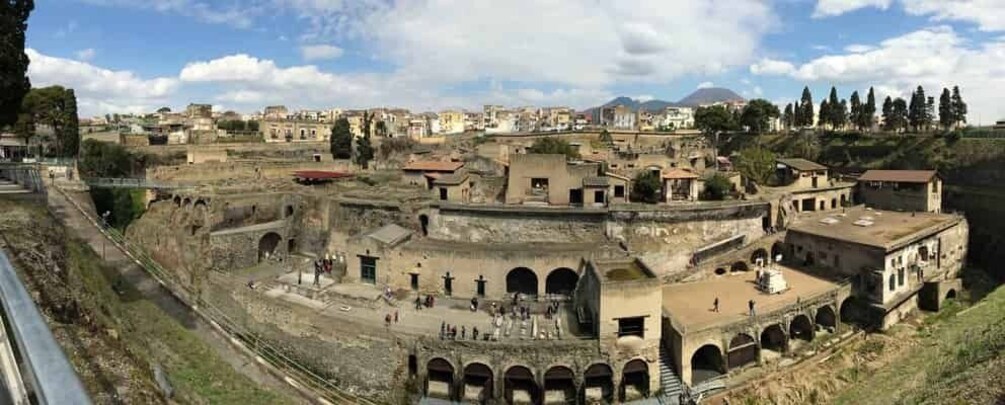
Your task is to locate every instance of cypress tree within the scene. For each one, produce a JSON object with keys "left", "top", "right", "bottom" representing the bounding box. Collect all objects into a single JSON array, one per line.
[
  {"left": 0, "top": 1, "right": 34, "bottom": 127},
  {"left": 863, "top": 87, "right": 877, "bottom": 130},
  {"left": 951, "top": 86, "right": 967, "bottom": 127},
  {"left": 849, "top": 91, "right": 862, "bottom": 131},
  {"left": 882, "top": 96, "right": 893, "bottom": 131}
]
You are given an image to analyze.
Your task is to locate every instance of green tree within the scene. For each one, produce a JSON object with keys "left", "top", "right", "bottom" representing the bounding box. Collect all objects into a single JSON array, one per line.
[
  {"left": 849, "top": 91, "right": 862, "bottom": 130},
  {"left": 739, "top": 99, "right": 780, "bottom": 134},
  {"left": 892, "top": 97, "right": 909, "bottom": 132},
  {"left": 0, "top": 0, "right": 33, "bottom": 128},
  {"left": 836, "top": 99, "right": 848, "bottom": 130},
  {"left": 797, "top": 86, "right": 814, "bottom": 127},
  {"left": 630, "top": 171, "right": 661, "bottom": 204},
  {"left": 19, "top": 86, "right": 79, "bottom": 157},
  {"left": 908, "top": 86, "right": 926, "bottom": 132},
  {"left": 782, "top": 103, "right": 794, "bottom": 131},
  {"left": 702, "top": 173, "right": 732, "bottom": 201},
  {"left": 736, "top": 146, "right": 776, "bottom": 185},
  {"left": 862, "top": 87, "right": 877, "bottom": 130},
  {"left": 598, "top": 129, "right": 613, "bottom": 145},
  {"left": 819, "top": 100, "right": 830, "bottom": 129},
  {"left": 79, "top": 139, "right": 132, "bottom": 178},
  {"left": 951, "top": 86, "right": 967, "bottom": 128},
  {"left": 329, "top": 118, "right": 352, "bottom": 159},
  {"left": 939, "top": 88, "right": 953, "bottom": 130},
  {"left": 882, "top": 96, "right": 894, "bottom": 131},
  {"left": 354, "top": 132, "right": 374, "bottom": 169},
  {"left": 694, "top": 105, "right": 736, "bottom": 135},
  {"left": 826, "top": 87, "right": 841, "bottom": 129},
  {"left": 156, "top": 106, "right": 171, "bottom": 113},
  {"left": 375, "top": 120, "right": 388, "bottom": 138},
  {"left": 527, "top": 137, "right": 580, "bottom": 159},
  {"left": 925, "top": 96, "right": 935, "bottom": 131}
]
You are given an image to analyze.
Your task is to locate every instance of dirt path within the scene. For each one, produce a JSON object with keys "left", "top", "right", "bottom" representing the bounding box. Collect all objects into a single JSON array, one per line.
[{"left": 46, "top": 187, "right": 309, "bottom": 402}]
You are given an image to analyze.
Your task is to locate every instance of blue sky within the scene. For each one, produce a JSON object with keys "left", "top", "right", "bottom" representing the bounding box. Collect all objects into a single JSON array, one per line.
[{"left": 24, "top": 0, "right": 1005, "bottom": 123}]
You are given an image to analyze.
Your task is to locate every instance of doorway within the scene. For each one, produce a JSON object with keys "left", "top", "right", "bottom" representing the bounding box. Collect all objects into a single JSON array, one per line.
[
  {"left": 476, "top": 276, "right": 486, "bottom": 297},
  {"left": 443, "top": 272, "right": 454, "bottom": 296},
  {"left": 569, "top": 189, "right": 583, "bottom": 204},
  {"left": 360, "top": 256, "right": 377, "bottom": 284}
]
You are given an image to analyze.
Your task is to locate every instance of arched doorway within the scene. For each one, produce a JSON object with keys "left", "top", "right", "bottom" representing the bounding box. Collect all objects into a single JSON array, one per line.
[
  {"left": 543, "top": 366, "right": 575, "bottom": 404},
  {"left": 771, "top": 242, "right": 787, "bottom": 262},
  {"left": 789, "top": 314, "right": 814, "bottom": 342},
  {"left": 258, "top": 232, "right": 282, "bottom": 262},
  {"left": 840, "top": 297, "right": 866, "bottom": 327},
  {"left": 583, "top": 363, "right": 613, "bottom": 403},
  {"left": 831, "top": 198, "right": 837, "bottom": 209},
  {"left": 760, "top": 324, "right": 787, "bottom": 353},
  {"left": 426, "top": 358, "right": 454, "bottom": 400},
  {"left": 285, "top": 205, "right": 294, "bottom": 217},
  {"left": 504, "top": 366, "right": 538, "bottom": 405},
  {"left": 690, "top": 345, "right": 724, "bottom": 385},
  {"left": 419, "top": 214, "right": 429, "bottom": 237},
  {"left": 173, "top": 196, "right": 181, "bottom": 206},
  {"left": 750, "top": 249, "right": 769, "bottom": 267},
  {"left": 946, "top": 289, "right": 957, "bottom": 300},
  {"left": 731, "top": 261, "right": 749, "bottom": 273},
  {"left": 506, "top": 268, "right": 538, "bottom": 297},
  {"left": 840, "top": 194, "right": 848, "bottom": 206},
  {"left": 182, "top": 197, "right": 192, "bottom": 206},
  {"left": 462, "top": 363, "right": 493, "bottom": 402},
  {"left": 804, "top": 252, "right": 816, "bottom": 266},
  {"left": 621, "top": 359, "right": 650, "bottom": 401},
  {"left": 815, "top": 306, "right": 837, "bottom": 330},
  {"left": 194, "top": 199, "right": 207, "bottom": 210},
  {"left": 727, "top": 333, "right": 758, "bottom": 369},
  {"left": 545, "top": 268, "right": 579, "bottom": 297}
]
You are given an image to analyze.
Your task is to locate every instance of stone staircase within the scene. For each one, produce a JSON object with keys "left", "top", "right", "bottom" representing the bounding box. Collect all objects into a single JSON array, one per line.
[
  {"left": 0, "top": 178, "right": 30, "bottom": 195},
  {"left": 658, "top": 344, "right": 685, "bottom": 405}
]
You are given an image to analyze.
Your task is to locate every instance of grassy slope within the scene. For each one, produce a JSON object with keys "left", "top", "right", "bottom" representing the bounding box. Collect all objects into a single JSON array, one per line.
[{"left": 2, "top": 201, "right": 292, "bottom": 405}]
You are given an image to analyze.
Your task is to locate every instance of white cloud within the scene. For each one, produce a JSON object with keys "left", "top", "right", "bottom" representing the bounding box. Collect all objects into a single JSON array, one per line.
[
  {"left": 79, "top": 0, "right": 259, "bottom": 28},
  {"left": 902, "top": 0, "right": 1005, "bottom": 32},
  {"left": 635, "top": 94, "right": 655, "bottom": 102},
  {"left": 697, "top": 81, "right": 715, "bottom": 89},
  {"left": 75, "top": 48, "right": 96, "bottom": 61},
  {"left": 844, "top": 44, "right": 875, "bottom": 53},
  {"left": 749, "top": 26, "right": 1005, "bottom": 123},
  {"left": 300, "top": 44, "right": 344, "bottom": 61},
  {"left": 753, "top": 86, "right": 764, "bottom": 96},
  {"left": 749, "top": 58, "right": 796, "bottom": 75},
  {"left": 812, "top": 0, "right": 893, "bottom": 18},
  {"left": 26, "top": 48, "right": 178, "bottom": 116}
]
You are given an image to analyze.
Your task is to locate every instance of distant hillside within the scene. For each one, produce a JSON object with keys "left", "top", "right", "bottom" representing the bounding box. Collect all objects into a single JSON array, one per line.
[
  {"left": 585, "top": 87, "right": 744, "bottom": 114},
  {"left": 677, "top": 87, "right": 744, "bottom": 107}
]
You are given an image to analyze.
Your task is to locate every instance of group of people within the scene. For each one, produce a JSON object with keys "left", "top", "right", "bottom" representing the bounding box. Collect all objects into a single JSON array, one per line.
[
  {"left": 302, "top": 256, "right": 335, "bottom": 286},
  {"left": 414, "top": 294, "right": 436, "bottom": 310},
  {"left": 440, "top": 322, "right": 481, "bottom": 341},
  {"left": 711, "top": 297, "right": 757, "bottom": 317},
  {"left": 384, "top": 310, "right": 399, "bottom": 327}
]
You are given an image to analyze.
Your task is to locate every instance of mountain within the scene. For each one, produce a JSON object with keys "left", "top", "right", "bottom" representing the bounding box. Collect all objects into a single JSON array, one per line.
[
  {"left": 584, "top": 87, "right": 744, "bottom": 114},
  {"left": 677, "top": 87, "right": 745, "bottom": 107}
]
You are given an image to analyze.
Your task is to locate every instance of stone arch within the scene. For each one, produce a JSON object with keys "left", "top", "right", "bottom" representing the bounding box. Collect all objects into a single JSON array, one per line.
[
  {"left": 506, "top": 267, "right": 538, "bottom": 297},
  {"left": 945, "top": 289, "right": 957, "bottom": 300},
  {"left": 194, "top": 199, "right": 207, "bottom": 209},
  {"left": 727, "top": 333, "right": 758, "bottom": 369},
  {"left": 583, "top": 363, "right": 614, "bottom": 402},
  {"left": 840, "top": 193, "right": 848, "bottom": 206},
  {"left": 545, "top": 268, "right": 578, "bottom": 296},
  {"left": 760, "top": 324, "right": 787, "bottom": 353},
  {"left": 730, "top": 261, "right": 749, "bottom": 272},
  {"left": 173, "top": 195, "right": 181, "bottom": 206},
  {"left": 426, "top": 358, "right": 455, "bottom": 400},
  {"left": 258, "top": 232, "right": 282, "bottom": 262},
  {"left": 815, "top": 305, "right": 837, "bottom": 329},
  {"left": 840, "top": 297, "right": 866, "bottom": 327},
  {"left": 462, "top": 362, "right": 493, "bottom": 402},
  {"left": 182, "top": 197, "right": 192, "bottom": 206},
  {"left": 750, "top": 248, "right": 769, "bottom": 267},
  {"left": 789, "top": 314, "right": 814, "bottom": 342},
  {"left": 621, "top": 359, "right": 650, "bottom": 400},
  {"left": 690, "top": 344, "right": 725, "bottom": 385},
  {"left": 771, "top": 241, "right": 787, "bottom": 262},
  {"left": 503, "top": 365, "right": 538, "bottom": 405},
  {"left": 543, "top": 366, "right": 576, "bottom": 404},
  {"left": 419, "top": 214, "right": 429, "bottom": 237},
  {"left": 714, "top": 267, "right": 727, "bottom": 276}
]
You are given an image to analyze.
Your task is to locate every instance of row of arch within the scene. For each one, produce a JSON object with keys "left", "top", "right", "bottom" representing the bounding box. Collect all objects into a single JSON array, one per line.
[
  {"left": 505, "top": 267, "right": 580, "bottom": 297},
  {"left": 690, "top": 305, "right": 839, "bottom": 384},
  {"left": 712, "top": 242, "right": 791, "bottom": 276},
  {"left": 422, "top": 358, "right": 651, "bottom": 403}
]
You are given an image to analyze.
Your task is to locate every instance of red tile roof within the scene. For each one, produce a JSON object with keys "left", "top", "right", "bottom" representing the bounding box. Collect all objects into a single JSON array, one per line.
[
  {"left": 402, "top": 161, "right": 464, "bottom": 172},
  {"left": 858, "top": 170, "right": 937, "bottom": 183},
  {"left": 662, "top": 168, "right": 700, "bottom": 179}
]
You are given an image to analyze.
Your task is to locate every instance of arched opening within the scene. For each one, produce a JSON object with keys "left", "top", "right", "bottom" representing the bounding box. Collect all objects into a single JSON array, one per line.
[
  {"left": 621, "top": 359, "right": 650, "bottom": 401},
  {"left": 173, "top": 196, "right": 181, "bottom": 206},
  {"left": 583, "top": 363, "right": 613, "bottom": 403},
  {"left": 730, "top": 261, "right": 749, "bottom": 273},
  {"left": 771, "top": 242, "right": 787, "bottom": 262},
  {"left": 840, "top": 297, "right": 866, "bottom": 327},
  {"left": 750, "top": 248, "right": 769, "bottom": 267},
  {"left": 407, "top": 355, "right": 417, "bottom": 377},
  {"left": 831, "top": 198, "right": 837, "bottom": 209},
  {"left": 258, "top": 232, "right": 282, "bottom": 262},
  {"left": 504, "top": 366, "right": 538, "bottom": 405},
  {"left": 506, "top": 267, "right": 538, "bottom": 297},
  {"left": 182, "top": 197, "right": 192, "bottom": 206},
  {"left": 840, "top": 194, "right": 848, "bottom": 206},
  {"left": 760, "top": 324, "right": 787, "bottom": 353},
  {"left": 789, "top": 314, "right": 814, "bottom": 342},
  {"left": 194, "top": 199, "right": 207, "bottom": 210},
  {"left": 690, "top": 345, "right": 724, "bottom": 385},
  {"left": 426, "top": 358, "right": 454, "bottom": 400},
  {"left": 815, "top": 306, "right": 837, "bottom": 330},
  {"left": 945, "top": 289, "right": 957, "bottom": 300},
  {"left": 419, "top": 214, "right": 429, "bottom": 237},
  {"left": 285, "top": 205, "right": 294, "bottom": 217},
  {"left": 462, "top": 363, "right": 493, "bottom": 402},
  {"left": 727, "top": 333, "right": 758, "bottom": 369},
  {"left": 545, "top": 268, "right": 579, "bottom": 297},
  {"left": 543, "top": 366, "right": 575, "bottom": 404},
  {"left": 287, "top": 238, "right": 297, "bottom": 255},
  {"left": 714, "top": 267, "right": 727, "bottom": 276}
]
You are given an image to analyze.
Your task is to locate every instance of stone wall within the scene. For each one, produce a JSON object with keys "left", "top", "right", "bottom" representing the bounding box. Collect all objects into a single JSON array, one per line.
[{"left": 429, "top": 205, "right": 608, "bottom": 244}]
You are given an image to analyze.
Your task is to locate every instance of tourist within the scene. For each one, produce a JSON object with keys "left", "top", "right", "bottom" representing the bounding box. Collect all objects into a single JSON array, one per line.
[
  {"left": 440, "top": 322, "right": 446, "bottom": 338},
  {"left": 415, "top": 296, "right": 422, "bottom": 310},
  {"left": 385, "top": 313, "right": 392, "bottom": 327},
  {"left": 394, "top": 310, "right": 399, "bottom": 323},
  {"left": 470, "top": 297, "right": 478, "bottom": 312},
  {"left": 748, "top": 300, "right": 756, "bottom": 317},
  {"left": 713, "top": 297, "right": 720, "bottom": 313},
  {"left": 451, "top": 326, "right": 457, "bottom": 340},
  {"left": 461, "top": 326, "right": 466, "bottom": 339},
  {"left": 472, "top": 327, "right": 479, "bottom": 340}
]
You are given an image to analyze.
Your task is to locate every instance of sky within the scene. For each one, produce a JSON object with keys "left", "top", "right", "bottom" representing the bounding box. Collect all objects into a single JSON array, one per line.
[{"left": 23, "top": 0, "right": 1005, "bottom": 124}]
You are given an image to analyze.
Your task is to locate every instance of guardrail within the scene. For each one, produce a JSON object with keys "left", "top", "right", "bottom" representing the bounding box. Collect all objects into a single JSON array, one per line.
[
  {"left": 0, "top": 251, "right": 92, "bottom": 404},
  {"left": 82, "top": 177, "right": 191, "bottom": 189},
  {"left": 52, "top": 186, "right": 374, "bottom": 404}
]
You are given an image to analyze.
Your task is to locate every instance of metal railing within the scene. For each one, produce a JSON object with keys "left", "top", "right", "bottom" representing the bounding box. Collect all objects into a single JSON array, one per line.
[
  {"left": 0, "top": 251, "right": 92, "bottom": 404},
  {"left": 53, "top": 186, "right": 374, "bottom": 404},
  {"left": 82, "top": 177, "right": 192, "bottom": 190}
]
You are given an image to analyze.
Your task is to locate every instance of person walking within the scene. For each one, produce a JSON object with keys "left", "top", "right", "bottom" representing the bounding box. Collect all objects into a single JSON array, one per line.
[
  {"left": 394, "top": 310, "right": 399, "bottom": 323},
  {"left": 461, "top": 326, "right": 466, "bottom": 339},
  {"left": 713, "top": 297, "right": 720, "bottom": 313},
  {"left": 748, "top": 300, "right": 756, "bottom": 317},
  {"left": 385, "top": 313, "right": 392, "bottom": 328}
]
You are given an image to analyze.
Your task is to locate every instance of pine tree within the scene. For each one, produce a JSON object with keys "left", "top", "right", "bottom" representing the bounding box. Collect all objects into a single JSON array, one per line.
[
  {"left": 882, "top": 96, "right": 894, "bottom": 131},
  {"left": 782, "top": 103, "right": 794, "bottom": 131},
  {"left": 908, "top": 86, "right": 926, "bottom": 132},
  {"left": 938, "top": 88, "right": 953, "bottom": 130},
  {"left": 827, "top": 87, "right": 841, "bottom": 129},
  {"left": 863, "top": 87, "right": 877, "bottom": 130},
  {"left": 951, "top": 86, "right": 967, "bottom": 128},
  {"left": 819, "top": 100, "right": 830, "bottom": 129},
  {"left": 836, "top": 99, "right": 848, "bottom": 130},
  {"left": 892, "top": 98, "right": 909, "bottom": 132},
  {"left": 329, "top": 118, "right": 352, "bottom": 159},
  {"left": 925, "top": 96, "right": 935, "bottom": 132},
  {"left": 849, "top": 91, "right": 862, "bottom": 131},
  {"left": 798, "top": 86, "right": 814, "bottom": 127},
  {"left": 0, "top": 0, "right": 34, "bottom": 127}
]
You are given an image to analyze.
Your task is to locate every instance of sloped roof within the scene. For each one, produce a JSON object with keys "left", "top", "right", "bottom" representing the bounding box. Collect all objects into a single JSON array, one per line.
[
  {"left": 777, "top": 158, "right": 827, "bottom": 171},
  {"left": 433, "top": 171, "right": 469, "bottom": 186},
  {"left": 662, "top": 168, "right": 699, "bottom": 179},
  {"left": 402, "top": 160, "right": 464, "bottom": 172},
  {"left": 582, "top": 176, "right": 609, "bottom": 187},
  {"left": 858, "top": 170, "right": 937, "bottom": 183},
  {"left": 366, "top": 224, "right": 412, "bottom": 246}
]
